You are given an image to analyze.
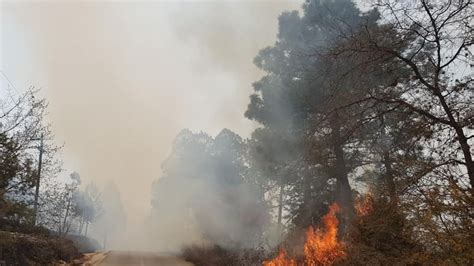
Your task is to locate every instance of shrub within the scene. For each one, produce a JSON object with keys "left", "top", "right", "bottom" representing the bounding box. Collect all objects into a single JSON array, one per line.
[
  {"left": 0, "top": 231, "right": 80, "bottom": 264},
  {"left": 182, "top": 244, "right": 266, "bottom": 266}
]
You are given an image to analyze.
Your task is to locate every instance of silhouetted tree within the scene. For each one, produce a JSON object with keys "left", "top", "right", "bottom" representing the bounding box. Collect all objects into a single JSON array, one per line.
[
  {"left": 246, "top": 0, "right": 380, "bottom": 229},
  {"left": 152, "top": 129, "right": 268, "bottom": 248}
]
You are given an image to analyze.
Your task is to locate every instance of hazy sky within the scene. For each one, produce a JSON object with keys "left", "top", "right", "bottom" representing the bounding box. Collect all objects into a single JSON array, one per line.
[{"left": 1, "top": 0, "right": 301, "bottom": 226}]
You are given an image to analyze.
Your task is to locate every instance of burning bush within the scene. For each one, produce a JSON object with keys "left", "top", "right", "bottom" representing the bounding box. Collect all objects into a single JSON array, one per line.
[
  {"left": 347, "top": 195, "right": 430, "bottom": 265},
  {"left": 263, "top": 203, "right": 346, "bottom": 266}
]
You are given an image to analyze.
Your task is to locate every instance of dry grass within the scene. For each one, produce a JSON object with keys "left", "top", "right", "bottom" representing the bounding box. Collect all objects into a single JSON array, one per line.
[
  {"left": 182, "top": 244, "right": 267, "bottom": 266},
  {"left": 0, "top": 230, "right": 80, "bottom": 264}
]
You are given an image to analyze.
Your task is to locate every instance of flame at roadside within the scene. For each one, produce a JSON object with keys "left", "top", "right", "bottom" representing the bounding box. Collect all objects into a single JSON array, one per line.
[{"left": 262, "top": 203, "right": 346, "bottom": 266}]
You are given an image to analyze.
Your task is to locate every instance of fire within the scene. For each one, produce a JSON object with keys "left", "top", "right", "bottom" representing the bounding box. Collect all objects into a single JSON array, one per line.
[
  {"left": 263, "top": 249, "right": 297, "bottom": 266},
  {"left": 263, "top": 203, "right": 346, "bottom": 266},
  {"left": 304, "top": 203, "right": 345, "bottom": 265},
  {"left": 355, "top": 193, "right": 373, "bottom": 217}
]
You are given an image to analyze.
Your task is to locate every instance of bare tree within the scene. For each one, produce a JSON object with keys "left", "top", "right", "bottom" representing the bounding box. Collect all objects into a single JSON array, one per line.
[{"left": 331, "top": 0, "right": 474, "bottom": 190}]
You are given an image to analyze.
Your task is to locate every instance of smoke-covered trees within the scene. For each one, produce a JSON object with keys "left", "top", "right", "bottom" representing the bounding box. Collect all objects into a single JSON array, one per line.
[
  {"left": 0, "top": 132, "right": 36, "bottom": 220},
  {"left": 36, "top": 172, "right": 103, "bottom": 238},
  {"left": 315, "top": 1, "right": 474, "bottom": 262},
  {"left": 0, "top": 87, "right": 61, "bottom": 225},
  {"left": 93, "top": 181, "right": 126, "bottom": 249},
  {"left": 151, "top": 1, "right": 471, "bottom": 262},
  {"left": 331, "top": 0, "right": 474, "bottom": 189},
  {"left": 74, "top": 183, "right": 102, "bottom": 236},
  {"left": 244, "top": 0, "right": 473, "bottom": 263},
  {"left": 245, "top": 0, "right": 382, "bottom": 229},
  {"left": 0, "top": 85, "right": 110, "bottom": 247},
  {"left": 2, "top": 0, "right": 468, "bottom": 262},
  {"left": 151, "top": 129, "right": 268, "bottom": 249}
]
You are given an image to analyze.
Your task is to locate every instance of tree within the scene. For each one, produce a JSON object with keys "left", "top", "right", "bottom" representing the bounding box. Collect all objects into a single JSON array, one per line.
[
  {"left": 246, "top": 0, "right": 380, "bottom": 229},
  {"left": 74, "top": 182, "right": 102, "bottom": 236},
  {"left": 0, "top": 87, "right": 60, "bottom": 224},
  {"left": 151, "top": 129, "right": 268, "bottom": 249},
  {"left": 94, "top": 181, "right": 126, "bottom": 249},
  {"left": 331, "top": 0, "right": 474, "bottom": 191},
  {"left": 0, "top": 132, "right": 35, "bottom": 221},
  {"left": 322, "top": 0, "right": 474, "bottom": 262},
  {"left": 59, "top": 172, "right": 81, "bottom": 235}
]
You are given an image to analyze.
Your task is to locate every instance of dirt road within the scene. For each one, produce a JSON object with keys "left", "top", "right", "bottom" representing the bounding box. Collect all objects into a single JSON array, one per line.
[{"left": 85, "top": 251, "right": 193, "bottom": 266}]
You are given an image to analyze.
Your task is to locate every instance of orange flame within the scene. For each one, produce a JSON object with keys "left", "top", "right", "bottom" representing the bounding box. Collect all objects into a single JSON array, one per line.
[
  {"left": 263, "top": 203, "right": 346, "bottom": 266},
  {"left": 304, "top": 203, "right": 345, "bottom": 265},
  {"left": 355, "top": 193, "right": 373, "bottom": 217},
  {"left": 263, "top": 249, "right": 297, "bottom": 266}
]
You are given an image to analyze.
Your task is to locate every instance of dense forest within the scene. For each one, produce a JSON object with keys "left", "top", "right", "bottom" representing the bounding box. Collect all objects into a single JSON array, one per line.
[{"left": 1, "top": 0, "right": 473, "bottom": 265}]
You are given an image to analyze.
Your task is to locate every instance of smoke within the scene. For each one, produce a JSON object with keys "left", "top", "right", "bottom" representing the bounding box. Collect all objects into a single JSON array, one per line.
[
  {"left": 2, "top": 0, "right": 301, "bottom": 250},
  {"left": 90, "top": 181, "right": 127, "bottom": 250},
  {"left": 149, "top": 129, "right": 269, "bottom": 251}
]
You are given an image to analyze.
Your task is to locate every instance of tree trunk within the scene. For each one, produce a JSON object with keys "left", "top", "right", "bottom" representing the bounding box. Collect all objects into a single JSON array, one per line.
[
  {"left": 303, "top": 173, "right": 313, "bottom": 225},
  {"left": 62, "top": 194, "right": 71, "bottom": 236},
  {"left": 65, "top": 220, "right": 72, "bottom": 235},
  {"left": 454, "top": 126, "right": 474, "bottom": 190},
  {"left": 277, "top": 182, "right": 284, "bottom": 236},
  {"left": 78, "top": 215, "right": 84, "bottom": 235},
  {"left": 330, "top": 113, "right": 354, "bottom": 220},
  {"left": 383, "top": 152, "right": 398, "bottom": 204},
  {"left": 435, "top": 90, "right": 474, "bottom": 190}
]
